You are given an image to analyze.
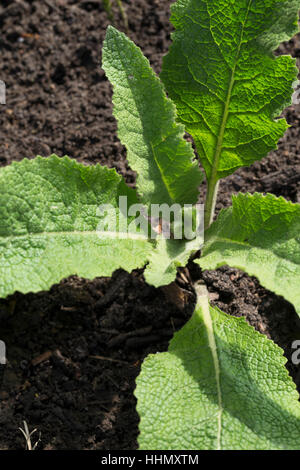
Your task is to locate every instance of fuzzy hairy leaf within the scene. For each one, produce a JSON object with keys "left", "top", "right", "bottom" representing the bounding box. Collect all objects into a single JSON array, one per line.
[
  {"left": 102, "top": 26, "right": 203, "bottom": 206},
  {"left": 161, "top": 0, "right": 300, "bottom": 181},
  {"left": 0, "top": 155, "right": 153, "bottom": 298},
  {"left": 198, "top": 193, "right": 300, "bottom": 314},
  {"left": 144, "top": 235, "right": 202, "bottom": 287},
  {"left": 136, "top": 292, "right": 300, "bottom": 450}
]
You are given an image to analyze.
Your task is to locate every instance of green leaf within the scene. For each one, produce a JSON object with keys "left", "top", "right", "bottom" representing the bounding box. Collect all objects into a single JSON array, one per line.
[
  {"left": 198, "top": 192, "right": 300, "bottom": 315},
  {"left": 161, "top": 0, "right": 300, "bottom": 181},
  {"left": 136, "top": 290, "right": 300, "bottom": 450},
  {"left": 0, "top": 155, "right": 153, "bottom": 298},
  {"left": 102, "top": 26, "right": 203, "bottom": 206},
  {"left": 144, "top": 235, "right": 202, "bottom": 288}
]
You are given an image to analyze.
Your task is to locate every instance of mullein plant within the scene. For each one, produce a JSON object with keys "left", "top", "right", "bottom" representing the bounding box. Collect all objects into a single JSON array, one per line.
[{"left": 1, "top": 0, "right": 300, "bottom": 449}]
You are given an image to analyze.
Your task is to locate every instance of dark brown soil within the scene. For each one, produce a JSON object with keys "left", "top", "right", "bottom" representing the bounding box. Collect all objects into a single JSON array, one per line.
[{"left": 0, "top": 0, "right": 300, "bottom": 450}]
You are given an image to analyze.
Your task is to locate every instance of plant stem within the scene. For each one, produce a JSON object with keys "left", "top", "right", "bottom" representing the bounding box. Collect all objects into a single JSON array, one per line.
[
  {"left": 204, "top": 178, "right": 219, "bottom": 231},
  {"left": 102, "top": 0, "right": 114, "bottom": 22},
  {"left": 115, "top": 0, "right": 128, "bottom": 32}
]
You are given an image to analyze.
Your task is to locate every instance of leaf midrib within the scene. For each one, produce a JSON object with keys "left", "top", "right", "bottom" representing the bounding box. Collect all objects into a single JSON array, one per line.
[
  {"left": 208, "top": 0, "right": 252, "bottom": 182},
  {"left": 197, "top": 294, "right": 223, "bottom": 450},
  {"left": 112, "top": 34, "right": 176, "bottom": 203},
  {"left": 150, "top": 142, "right": 176, "bottom": 202},
  {"left": 0, "top": 230, "right": 149, "bottom": 242},
  {"left": 203, "top": 235, "right": 300, "bottom": 267}
]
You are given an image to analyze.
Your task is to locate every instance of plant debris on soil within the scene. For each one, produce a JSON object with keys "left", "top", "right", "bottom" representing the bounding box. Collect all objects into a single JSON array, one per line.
[{"left": 0, "top": 0, "right": 300, "bottom": 450}]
